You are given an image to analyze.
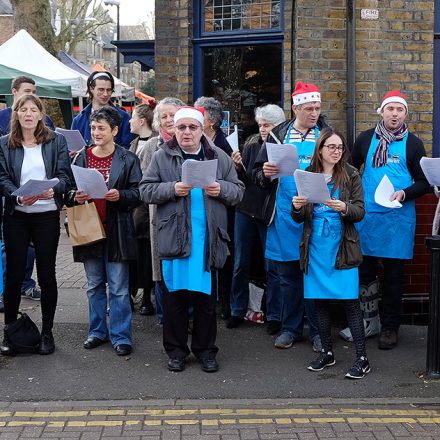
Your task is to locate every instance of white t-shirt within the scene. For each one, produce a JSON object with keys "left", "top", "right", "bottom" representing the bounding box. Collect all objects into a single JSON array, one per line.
[{"left": 16, "top": 144, "right": 57, "bottom": 213}]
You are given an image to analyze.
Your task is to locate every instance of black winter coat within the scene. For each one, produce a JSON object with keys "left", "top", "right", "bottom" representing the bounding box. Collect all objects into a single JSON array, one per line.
[{"left": 66, "top": 145, "right": 142, "bottom": 262}]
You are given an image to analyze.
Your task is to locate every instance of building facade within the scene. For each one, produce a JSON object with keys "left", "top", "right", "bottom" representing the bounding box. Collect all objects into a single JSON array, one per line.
[
  {"left": 155, "top": 0, "right": 433, "bottom": 152},
  {"left": 154, "top": 0, "right": 436, "bottom": 322}
]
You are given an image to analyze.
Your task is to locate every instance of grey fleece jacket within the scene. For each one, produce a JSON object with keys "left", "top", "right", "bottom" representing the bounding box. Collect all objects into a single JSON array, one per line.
[{"left": 139, "top": 135, "right": 244, "bottom": 271}]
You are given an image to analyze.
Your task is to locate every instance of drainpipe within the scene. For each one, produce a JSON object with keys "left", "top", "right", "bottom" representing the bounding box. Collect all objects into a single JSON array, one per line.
[
  {"left": 433, "top": 2, "right": 440, "bottom": 157},
  {"left": 346, "top": 0, "right": 356, "bottom": 148}
]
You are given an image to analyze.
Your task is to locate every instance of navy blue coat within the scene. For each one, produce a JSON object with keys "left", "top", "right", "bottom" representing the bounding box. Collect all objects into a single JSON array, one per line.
[{"left": 71, "top": 103, "right": 133, "bottom": 149}]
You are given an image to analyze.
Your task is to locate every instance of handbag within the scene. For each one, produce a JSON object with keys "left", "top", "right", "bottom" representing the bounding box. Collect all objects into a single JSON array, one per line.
[
  {"left": 4, "top": 312, "right": 40, "bottom": 354},
  {"left": 66, "top": 201, "right": 106, "bottom": 247}
]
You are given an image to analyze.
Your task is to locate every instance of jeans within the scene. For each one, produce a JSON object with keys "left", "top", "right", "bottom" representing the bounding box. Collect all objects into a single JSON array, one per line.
[
  {"left": 360, "top": 256, "right": 405, "bottom": 330},
  {"left": 155, "top": 282, "right": 164, "bottom": 324},
  {"left": 265, "top": 259, "right": 281, "bottom": 322},
  {"left": 3, "top": 210, "right": 60, "bottom": 332},
  {"left": 230, "top": 212, "right": 267, "bottom": 317},
  {"left": 83, "top": 255, "right": 132, "bottom": 346},
  {"left": 1, "top": 242, "right": 36, "bottom": 296},
  {"left": 265, "top": 259, "right": 319, "bottom": 340}
]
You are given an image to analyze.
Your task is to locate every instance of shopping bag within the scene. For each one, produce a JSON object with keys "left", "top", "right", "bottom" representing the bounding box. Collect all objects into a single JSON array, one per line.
[
  {"left": 66, "top": 201, "right": 106, "bottom": 246},
  {"left": 4, "top": 312, "right": 40, "bottom": 353}
]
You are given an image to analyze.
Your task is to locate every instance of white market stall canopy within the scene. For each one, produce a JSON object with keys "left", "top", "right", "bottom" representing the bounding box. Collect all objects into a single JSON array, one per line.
[{"left": 0, "top": 29, "right": 87, "bottom": 97}]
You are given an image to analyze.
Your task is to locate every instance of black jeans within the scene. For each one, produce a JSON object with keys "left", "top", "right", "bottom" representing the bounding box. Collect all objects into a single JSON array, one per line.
[
  {"left": 160, "top": 272, "right": 218, "bottom": 360},
  {"left": 359, "top": 256, "right": 405, "bottom": 331},
  {"left": 3, "top": 210, "right": 60, "bottom": 333}
]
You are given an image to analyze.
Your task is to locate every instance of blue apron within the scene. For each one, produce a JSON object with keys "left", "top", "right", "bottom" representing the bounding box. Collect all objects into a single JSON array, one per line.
[
  {"left": 265, "top": 126, "right": 318, "bottom": 262},
  {"left": 304, "top": 186, "right": 359, "bottom": 300},
  {"left": 357, "top": 133, "right": 415, "bottom": 259},
  {"left": 162, "top": 188, "right": 212, "bottom": 295}
]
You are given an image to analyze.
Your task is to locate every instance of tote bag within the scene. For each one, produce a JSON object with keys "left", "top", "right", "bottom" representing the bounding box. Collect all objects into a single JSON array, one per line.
[{"left": 66, "top": 201, "right": 106, "bottom": 246}]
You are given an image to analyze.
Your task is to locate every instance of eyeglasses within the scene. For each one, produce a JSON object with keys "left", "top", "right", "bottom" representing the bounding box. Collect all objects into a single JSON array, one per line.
[
  {"left": 323, "top": 144, "right": 345, "bottom": 153},
  {"left": 176, "top": 124, "right": 200, "bottom": 132}
]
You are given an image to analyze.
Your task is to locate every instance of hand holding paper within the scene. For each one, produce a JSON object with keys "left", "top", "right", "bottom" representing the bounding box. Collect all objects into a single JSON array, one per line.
[
  {"left": 266, "top": 143, "right": 300, "bottom": 180},
  {"left": 181, "top": 159, "right": 218, "bottom": 188},
  {"left": 374, "top": 174, "right": 402, "bottom": 208},
  {"left": 293, "top": 169, "right": 330, "bottom": 203},
  {"left": 12, "top": 178, "right": 60, "bottom": 197},
  {"left": 71, "top": 165, "right": 108, "bottom": 199}
]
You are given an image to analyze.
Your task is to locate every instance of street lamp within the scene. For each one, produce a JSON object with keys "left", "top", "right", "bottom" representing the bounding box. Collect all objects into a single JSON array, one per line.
[{"left": 103, "top": 0, "right": 120, "bottom": 78}]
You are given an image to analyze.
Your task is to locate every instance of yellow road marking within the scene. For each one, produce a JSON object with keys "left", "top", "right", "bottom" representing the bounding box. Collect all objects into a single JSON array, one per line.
[
  {"left": 144, "top": 420, "right": 162, "bottom": 426},
  {"left": 90, "top": 410, "right": 125, "bottom": 416},
  {"left": 165, "top": 419, "right": 199, "bottom": 425}
]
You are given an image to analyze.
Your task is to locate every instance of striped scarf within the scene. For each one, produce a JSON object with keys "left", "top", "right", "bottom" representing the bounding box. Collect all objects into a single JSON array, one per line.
[{"left": 372, "top": 119, "right": 408, "bottom": 168}]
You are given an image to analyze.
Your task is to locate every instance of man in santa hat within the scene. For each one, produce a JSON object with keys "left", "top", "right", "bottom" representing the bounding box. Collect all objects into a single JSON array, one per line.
[
  {"left": 349, "top": 90, "right": 429, "bottom": 350},
  {"left": 253, "top": 81, "right": 327, "bottom": 351}
]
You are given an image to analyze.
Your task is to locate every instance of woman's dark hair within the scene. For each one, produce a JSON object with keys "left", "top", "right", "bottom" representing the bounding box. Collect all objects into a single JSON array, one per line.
[
  {"left": 309, "top": 127, "right": 349, "bottom": 192},
  {"left": 86, "top": 71, "right": 115, "bottom": 102},
  {"left": 8, "top": 94, "right": 52, "bottom": 149},
  {"left": 133, "top": 103, "right": 154, "bottom": 130},
  {"left": 90, "top": 106, "right": 122, "bottom": 130}
]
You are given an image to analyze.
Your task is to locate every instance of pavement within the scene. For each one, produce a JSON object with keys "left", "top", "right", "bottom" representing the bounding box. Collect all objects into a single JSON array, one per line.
[{"left": 0, "top": 214, "right": 439, "bottom": 439}]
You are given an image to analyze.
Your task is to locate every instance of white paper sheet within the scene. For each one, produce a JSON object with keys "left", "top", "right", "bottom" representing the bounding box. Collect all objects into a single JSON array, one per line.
[
  {"left": 12, "top": 178, "right": 59, "bottom": 197},
  {"left": 71, "top": 164, "right": 108, "bottom": 199},
  {"left": 266, "top": 142, "right": 300, "bottom": 180},
  {"left": 420, "top": 157, "right": 440, "bottom": 187},
  {"left": 55, "top": 128, "right": 86, "bottom": 152},
  {"left": 226, "top": 125, "right": 239, "bottom": 152},
  {"left": 374, "top": 174, "right": 402, "bottom": 208},
  {"left": 293, "top": 169, "right": 330, "bottom": 203},
  {"left": 181, "top": 159, "right": 218, "bottom": 188}
]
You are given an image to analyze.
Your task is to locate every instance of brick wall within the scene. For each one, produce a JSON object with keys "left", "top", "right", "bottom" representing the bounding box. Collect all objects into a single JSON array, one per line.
[
  {"left": 154, "top": 0, "right": 193, "bottom": 104},
  {"left": 293, "top": 0, "right": 433, "bottom": 152}
]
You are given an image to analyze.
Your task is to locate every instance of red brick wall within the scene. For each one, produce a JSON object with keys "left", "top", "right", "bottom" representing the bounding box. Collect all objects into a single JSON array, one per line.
[{"left": 404, "top": 193, "right": 438, "bottom": 297}]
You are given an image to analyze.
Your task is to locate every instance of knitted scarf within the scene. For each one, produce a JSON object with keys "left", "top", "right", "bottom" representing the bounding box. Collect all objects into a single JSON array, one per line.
[{"left": 372, "top": 119, "right": 408, "bottom": 168}]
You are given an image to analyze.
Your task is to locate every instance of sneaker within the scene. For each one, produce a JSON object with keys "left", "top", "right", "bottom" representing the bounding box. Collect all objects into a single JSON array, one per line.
[
  {"left": 21, "top": 286, "right": 41, "bottom": 301},
  {"left": 245, "top": 310, "right": 265, "bottom": 324},
  {"left": 378, "top": 328, "right": 398, "bottom": 350},
  {"left": 345, "top": 356, "right": 370, "bottom": 379},
  {"left": 312, "top": 334, "right": 322, "bottom": 352},
  {"left": 307, "top": 351, "right": 335, "bottom": 371},
  {"left": 274, "top": 332, "right": 295, "bottom": 349}
]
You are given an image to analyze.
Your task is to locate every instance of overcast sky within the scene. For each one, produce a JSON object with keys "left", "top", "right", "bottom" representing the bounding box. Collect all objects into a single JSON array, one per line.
[{"left": 104, "top": 0, "right": 155, "bottom": 26}]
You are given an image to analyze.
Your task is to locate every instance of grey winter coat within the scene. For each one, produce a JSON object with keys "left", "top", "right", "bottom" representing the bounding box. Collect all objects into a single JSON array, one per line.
[{"left": 140, "top": 135, "right": 244, "bottom": 271}]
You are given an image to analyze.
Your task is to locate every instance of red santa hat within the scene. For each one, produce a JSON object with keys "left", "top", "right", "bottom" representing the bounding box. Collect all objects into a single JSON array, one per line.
[
  {"left": 174, "top": 106, "right": 205, "bottom": 126},
  {"left": 291, "top": 81, "right": 321, "bottom": 106},
  {"left": 377, "top": 90, "right": 408, "bottom": 114}
]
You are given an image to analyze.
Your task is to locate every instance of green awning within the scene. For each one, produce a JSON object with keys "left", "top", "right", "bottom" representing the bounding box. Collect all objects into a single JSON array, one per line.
[{"left": 0, "top": 63, "right": 72, "bottom": 100}]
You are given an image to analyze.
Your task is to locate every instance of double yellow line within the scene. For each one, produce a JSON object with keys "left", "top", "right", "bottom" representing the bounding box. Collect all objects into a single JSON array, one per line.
[{"left": 1, "top": 407, "right": 439, "bottom": 428}]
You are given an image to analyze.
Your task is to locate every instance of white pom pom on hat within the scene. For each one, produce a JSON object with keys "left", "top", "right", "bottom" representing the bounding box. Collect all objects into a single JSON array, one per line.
[{"left": 376, "top": 90, "right": 408, "bottom": 115}]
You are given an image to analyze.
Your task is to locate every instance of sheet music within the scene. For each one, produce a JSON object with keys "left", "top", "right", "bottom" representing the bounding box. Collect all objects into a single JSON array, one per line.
[
  {"left": 181, "top": 159, "right": 218, "bottom": 188},
  {"left": 266, "top": 142, "right": 300, "bottom": 180},
  {"left": 293, "top": 169, "right": 330, "bottom": 203},
  {"left": 12, "top": 178, "right": 59, "bottom": 197},
  {"left": 374, "top": 174, "right": 402, "bottom": 208},
  {"left": 71, "top": 165, "right": 108, "bottom": 199}
]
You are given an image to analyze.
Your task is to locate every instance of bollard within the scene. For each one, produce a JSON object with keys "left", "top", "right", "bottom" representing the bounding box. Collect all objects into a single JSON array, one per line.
[{"left": 425, "top": 236, "right": 440, "bottom": 379}]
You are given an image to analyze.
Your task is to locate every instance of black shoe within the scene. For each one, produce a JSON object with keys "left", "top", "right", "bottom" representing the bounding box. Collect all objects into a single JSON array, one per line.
[
  {"left": 220, "top": 304, "right": 231, "bottom": 320},
  {"left": 345, "top": 356, "right": 371, "bottom": 379},
  {"left": 168, "top": 357, "right": 186, "bottom": 372},
  {"left": 139, "top": 300, "right": 155, "bottom": 316},
  {"left": 267, "top": 320, "right": 282, "bottom": 335},
  {"left": 226, "top": 316, "right": 244, "bottom": 329},
  {"left": 83, "top": 337, "right": 107, "bottom": 349},
  {"left": 0, "top": 335, "right": 16, "bottom": 356},
  {"left": 115, "top": 344, "right": 132, "bottom": 356},
  {"left": 200, "top": 358, "right": 219, "bottom": 373},
  {"left": 378, "top": 329, "right": 398, "bottom": 350},
  {"left": 0, "top": 298, "right": 4, "bottom": 313},
  {"left": 307, "top": 351, "right": 335, "bottom": 372},
  {"left": 39, "top": 332, "right": 55, "bottom": 355}
]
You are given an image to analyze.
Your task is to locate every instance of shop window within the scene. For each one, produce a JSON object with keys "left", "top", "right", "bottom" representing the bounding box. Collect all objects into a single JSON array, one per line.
[{"left": 204, "top": 0, "right": 281, "bottom": 33}]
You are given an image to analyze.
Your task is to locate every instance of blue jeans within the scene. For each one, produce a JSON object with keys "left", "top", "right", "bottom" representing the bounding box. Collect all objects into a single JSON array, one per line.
[
  {"left": 265, "top": 259, "right": 281, "bottom": 322},
  {"left": 230, "top": 212, "right": 267, "bottom": 317},
  {"left": 266, "top": 259, "right": 319, "bottom": 340},
  {"left": 83, "top": 256, "right": 132, "bottom": 346}
]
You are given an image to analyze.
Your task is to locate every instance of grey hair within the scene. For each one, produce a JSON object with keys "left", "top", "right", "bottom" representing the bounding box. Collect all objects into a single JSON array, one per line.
[
  {"left": 254, "top": 104, "right": 286, "bottom": 126},
  {"left": 193, "top": 96, "right": 224, "bottom": 127},
  {"left": 152, "top": 96, "right": 185, "bottom": 131}
]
